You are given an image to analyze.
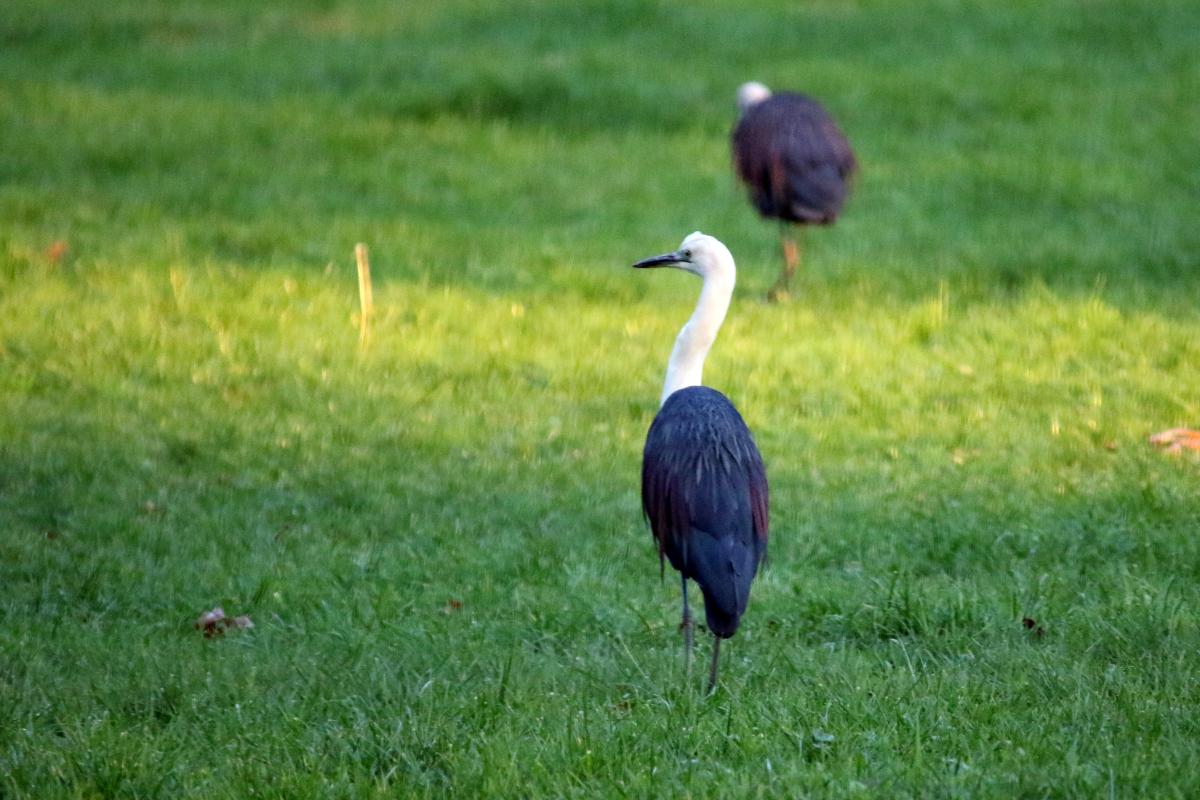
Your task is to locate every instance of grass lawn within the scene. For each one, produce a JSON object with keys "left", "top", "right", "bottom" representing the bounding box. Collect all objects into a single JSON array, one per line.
[{"left": 2, "top": 0, "right": 1200, "bottom": 796}]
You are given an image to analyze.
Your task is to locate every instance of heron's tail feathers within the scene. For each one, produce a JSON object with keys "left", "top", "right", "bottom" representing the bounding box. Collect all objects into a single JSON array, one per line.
[{"left": 689, "top": 526, "right": 760, "bottom": 639}]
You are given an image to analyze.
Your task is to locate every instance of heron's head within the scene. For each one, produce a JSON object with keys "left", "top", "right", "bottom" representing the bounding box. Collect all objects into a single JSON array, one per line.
[
  {"left": 633, "top": 231, "right": 735, "bottom": 282},
  {"left": 736, "top": 81, "right": 772, "bottom": 115}
]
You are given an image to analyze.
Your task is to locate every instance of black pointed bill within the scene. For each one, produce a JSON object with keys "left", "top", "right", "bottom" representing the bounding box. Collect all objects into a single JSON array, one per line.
[{"left": 633, "top": 250, "right": 688, "bottom": 269}]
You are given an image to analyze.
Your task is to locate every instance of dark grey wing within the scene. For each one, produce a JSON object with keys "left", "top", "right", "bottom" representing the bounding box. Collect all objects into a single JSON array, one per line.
[
  {"left": 641, "top": 386, "right": 769, "bottom": 638},
  {"left": 642, "top": 397, "right": 694, "bottom": 576}
]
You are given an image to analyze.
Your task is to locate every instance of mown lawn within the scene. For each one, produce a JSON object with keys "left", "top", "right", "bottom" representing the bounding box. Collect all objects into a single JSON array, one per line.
[{"left": 2, "top": 1, "right": 1199, "bottom": 796}]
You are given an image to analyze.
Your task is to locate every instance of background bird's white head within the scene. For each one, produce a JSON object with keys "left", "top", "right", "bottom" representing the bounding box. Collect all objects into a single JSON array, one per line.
[
  {"left": 736, "top": 81, "right": 772, "bottom": 115},
  {"left": 633, "top": 231, "right": 736, "bottom": 283}
]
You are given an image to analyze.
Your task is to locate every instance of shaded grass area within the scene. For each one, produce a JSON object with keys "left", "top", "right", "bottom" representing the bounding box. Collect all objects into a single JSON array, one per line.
[
  {"left": 3, "top": 0, "right": 1199, "bottom": 295},
  {"left": 2, "top": 0, "right": 1200, "bottom": 796}
]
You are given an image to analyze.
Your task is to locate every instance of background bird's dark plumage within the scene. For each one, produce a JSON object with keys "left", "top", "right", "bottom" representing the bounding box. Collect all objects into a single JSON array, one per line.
[
  {"left": 641, "top": 386, "right": 768, "bottom": 638},
  {"left": 732, "top": 91, "right": 857, "bottom": 225}
]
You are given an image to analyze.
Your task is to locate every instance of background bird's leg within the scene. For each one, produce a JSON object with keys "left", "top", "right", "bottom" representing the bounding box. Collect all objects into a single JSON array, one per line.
[
  {"left": 768, "top": 224, "right": 802, "bottom": 302},
  {"left": 680, "top": 576, "right": 694, "bottom": 675},
  {"left": 707, "top": 636, "right": 722, "bottom": 693}
]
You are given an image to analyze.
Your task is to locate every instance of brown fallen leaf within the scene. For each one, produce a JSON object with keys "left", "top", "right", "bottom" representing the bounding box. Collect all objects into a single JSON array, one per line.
[
  {"left": 195, "top": 606, "right": 227, "bottom": 638},
  {"left": 194, "top": 606, "right": 253, "bottom": 637},
  {"left": 443, "top": 598, "right": 463, "bottom": 614},
  {"left": 1149, "top": 428, "right": 1200, "bottom": 454},
  {"left": 45, "top": 240, "right": 69, "bottom": 264}
]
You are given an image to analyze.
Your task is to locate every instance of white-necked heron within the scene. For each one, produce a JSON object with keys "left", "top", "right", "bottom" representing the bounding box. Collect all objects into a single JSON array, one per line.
[{"left": 633, "top": 232, "right": 769, "bottom": 691}]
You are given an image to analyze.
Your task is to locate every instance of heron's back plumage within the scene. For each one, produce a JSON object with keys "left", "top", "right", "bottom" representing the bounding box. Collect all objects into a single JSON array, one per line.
[
  {"left": 642, "top": 386, "right": 769, "bottom": 638},
  {"left": 732, "top": 92, "right": 857, "bottom": 224}
]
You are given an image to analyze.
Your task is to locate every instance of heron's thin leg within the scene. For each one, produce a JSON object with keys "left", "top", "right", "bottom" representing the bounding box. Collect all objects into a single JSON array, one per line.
[
  {"left": 707, "top": 636, "right": 722, "bottom": 693},
  {"left": 680, "top": 576, "right": 694, "bottom": 677},
  {"left": 768, "top": 226, "right": 802, "bottom": 302}
]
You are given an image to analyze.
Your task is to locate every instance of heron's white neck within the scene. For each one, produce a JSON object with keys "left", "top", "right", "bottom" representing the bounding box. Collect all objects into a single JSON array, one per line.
[{"left": 661, "top": 267, "right": 736, "bottom": 405}]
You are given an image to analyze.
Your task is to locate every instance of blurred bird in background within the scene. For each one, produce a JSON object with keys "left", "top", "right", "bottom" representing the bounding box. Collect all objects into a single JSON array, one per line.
[{"left": 732, "top": 82, "right": 857, "bottom": 301}]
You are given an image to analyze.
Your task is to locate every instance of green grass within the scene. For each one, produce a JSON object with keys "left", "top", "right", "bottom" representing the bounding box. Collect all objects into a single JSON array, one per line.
[{"left": 3, "top": 0, "right": 1200, "bottom": 796}]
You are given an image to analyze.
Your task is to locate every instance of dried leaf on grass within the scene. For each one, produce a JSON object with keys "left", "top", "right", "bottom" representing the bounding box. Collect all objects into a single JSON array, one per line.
[
  {"left": 45, "top": 240, "right": 69, "bottom": 264},
  {"left": 1149, "top": 428, "right": 1200, "bottom": 455},
  {"left": 194, "top": 606, "right": 254, "bottom": 638}
]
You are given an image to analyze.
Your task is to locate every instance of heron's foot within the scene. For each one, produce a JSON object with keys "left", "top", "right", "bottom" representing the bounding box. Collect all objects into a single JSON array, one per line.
[
  {"left": 680, "top": 613, "right": 695, "bottom": 678},
  {"left": 766, "top": 284, "right": 791, "bottom": 303},
  {"left": 679, "top": 614, "right": 695, "bottom": 649},
  {"left": 706, "top": 636, "right": 722, "bottom": 694}
]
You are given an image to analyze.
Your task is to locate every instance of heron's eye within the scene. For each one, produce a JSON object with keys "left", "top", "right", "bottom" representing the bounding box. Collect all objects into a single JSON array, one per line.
[{"left": 683, "top": 249, "right": 693, "bottom": 260}]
